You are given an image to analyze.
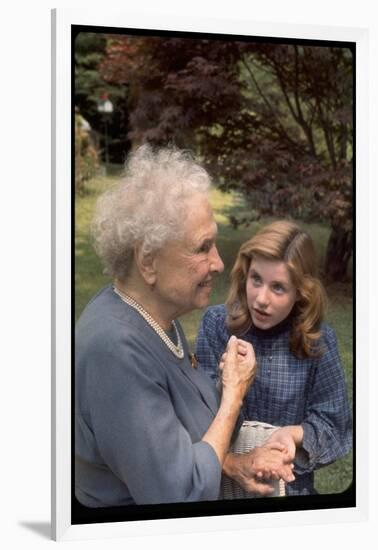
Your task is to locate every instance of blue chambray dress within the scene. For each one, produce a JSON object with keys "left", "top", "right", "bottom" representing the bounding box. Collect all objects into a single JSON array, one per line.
[{"left": 195, "top": 304, "right": 352, "bottom": 496}]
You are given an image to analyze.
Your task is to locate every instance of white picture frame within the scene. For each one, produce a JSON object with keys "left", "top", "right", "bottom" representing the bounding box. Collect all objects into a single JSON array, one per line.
[{"left": 51, "top": 7, "right": 369, "bottom": 541}]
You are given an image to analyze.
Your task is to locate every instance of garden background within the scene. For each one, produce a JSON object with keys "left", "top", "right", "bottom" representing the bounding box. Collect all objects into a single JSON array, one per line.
[{"left": 75, "top": 30, "right": 354, "bottom": 495}]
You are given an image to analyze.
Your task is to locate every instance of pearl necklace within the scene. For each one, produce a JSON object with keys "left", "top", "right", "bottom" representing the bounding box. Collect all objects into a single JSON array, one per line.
[{"left": 113, "top": 286, "right": 185, "bottom": 359}]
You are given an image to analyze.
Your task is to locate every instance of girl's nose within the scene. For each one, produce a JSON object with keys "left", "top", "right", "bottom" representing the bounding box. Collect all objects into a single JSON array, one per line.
[{"left": 256, "top": 287, "right": 269, "bottom": 308}]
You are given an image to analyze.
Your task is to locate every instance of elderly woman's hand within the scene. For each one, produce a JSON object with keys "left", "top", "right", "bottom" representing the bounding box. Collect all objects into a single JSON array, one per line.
[
  {"left": 223, "top": 446, "right": 295, "bottom": 494},
  {"left": 219, "top": 336, "right": 257, "bottom": 404}
]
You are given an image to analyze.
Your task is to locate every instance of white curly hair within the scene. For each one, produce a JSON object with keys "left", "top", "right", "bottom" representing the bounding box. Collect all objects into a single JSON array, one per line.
[{"left": 91, "top": 144, "right": 212, "bottom": 280}]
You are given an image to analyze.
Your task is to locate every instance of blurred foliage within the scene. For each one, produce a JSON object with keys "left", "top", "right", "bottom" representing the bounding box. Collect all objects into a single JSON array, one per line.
[
  {"left": 75, "top": 32, "right": 354, "bottom": 282},
  {"left": 74, "top": 32, "right": 108, "bottom": 116},
  {"left": 74, "top": 31, "right": 131, "bottom": 165},
  {"left": 75, "top": 112, "right": 100, "bottom": 194},
  {"left": 99, "top": 36, "right": 353, "bottom": 281}
]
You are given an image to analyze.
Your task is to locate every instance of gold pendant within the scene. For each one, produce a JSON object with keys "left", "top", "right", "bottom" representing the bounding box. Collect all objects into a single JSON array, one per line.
[{"left": 189, "top": 353, "right": 198, "bottom": 369}]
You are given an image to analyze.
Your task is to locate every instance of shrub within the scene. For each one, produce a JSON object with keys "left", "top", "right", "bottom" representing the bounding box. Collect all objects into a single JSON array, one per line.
[{"left": 75, "top": 112, "right": 100, "bottom": 194}]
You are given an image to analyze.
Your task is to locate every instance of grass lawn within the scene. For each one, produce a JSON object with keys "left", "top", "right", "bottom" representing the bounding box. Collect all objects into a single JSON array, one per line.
[{"left": 75, "top": 171, "right": 353, "bottom": 495}]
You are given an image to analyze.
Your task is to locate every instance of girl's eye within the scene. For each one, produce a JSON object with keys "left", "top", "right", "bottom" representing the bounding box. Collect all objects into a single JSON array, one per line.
[
  {"left": 272, "top": 283, "right": 285, "bottom": 293},
  {"left": 251, "top": 274, "right": 261, "bottom": 285}
]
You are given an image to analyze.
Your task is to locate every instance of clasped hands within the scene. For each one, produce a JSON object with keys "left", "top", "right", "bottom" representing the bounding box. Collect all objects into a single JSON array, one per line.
[
  {"left": 224, "top": 443, "right": 295, "bottom": 495},
  {"left": 220, "top": 336, "right": 296, "bottom": 495}
]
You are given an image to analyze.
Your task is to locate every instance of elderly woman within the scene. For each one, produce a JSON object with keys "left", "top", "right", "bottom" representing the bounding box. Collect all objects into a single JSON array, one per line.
[{"left": 75, "top": 145, "right": 293, "bottom": 507}]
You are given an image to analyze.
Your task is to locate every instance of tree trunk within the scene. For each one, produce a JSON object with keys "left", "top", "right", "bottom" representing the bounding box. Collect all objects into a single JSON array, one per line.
[{"left": 325, "top": 225, "right": 353, "bottom": 282}]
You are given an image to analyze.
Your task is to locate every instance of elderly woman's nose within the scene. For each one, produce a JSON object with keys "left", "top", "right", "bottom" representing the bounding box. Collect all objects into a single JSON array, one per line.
[{"left": 210, "top": 245, "right": 224, "bottom": 273}]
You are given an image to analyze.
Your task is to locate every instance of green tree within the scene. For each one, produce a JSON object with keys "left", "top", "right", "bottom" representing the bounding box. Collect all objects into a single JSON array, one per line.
[
  {"left": 100, "top": 36, "right": 353, "bottom": 281},
  {"left": 75, "top": 32, "right": 108, "bottom": 125},
  {"left": 75, "top": 32, "right": 131, "bottom": 164}
]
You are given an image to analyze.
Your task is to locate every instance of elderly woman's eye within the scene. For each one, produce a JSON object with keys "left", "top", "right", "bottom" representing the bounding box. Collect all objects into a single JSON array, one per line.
[{"left": 198, "top": 242, "right": 211, "bottom": 253}]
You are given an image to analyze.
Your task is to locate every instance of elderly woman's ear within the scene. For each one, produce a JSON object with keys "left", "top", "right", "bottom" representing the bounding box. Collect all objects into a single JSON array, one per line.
[{"left": 133, "top": 244, "right": 157, "bottom": 286}]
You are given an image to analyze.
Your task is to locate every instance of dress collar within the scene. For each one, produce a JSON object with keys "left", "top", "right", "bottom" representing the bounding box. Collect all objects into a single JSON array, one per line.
[{"left": 249, "top": 312, "right": 293, "bottom": 339}]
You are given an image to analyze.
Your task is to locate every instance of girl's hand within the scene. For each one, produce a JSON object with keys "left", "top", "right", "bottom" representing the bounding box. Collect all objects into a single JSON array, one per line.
[{"left": 264, "top": 426, "right": 303, "bottom": 462}]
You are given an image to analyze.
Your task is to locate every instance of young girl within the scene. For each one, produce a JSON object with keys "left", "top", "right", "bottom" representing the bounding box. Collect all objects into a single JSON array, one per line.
[{"left": 196, "top": 220, "right": 352, "bottom": 495}]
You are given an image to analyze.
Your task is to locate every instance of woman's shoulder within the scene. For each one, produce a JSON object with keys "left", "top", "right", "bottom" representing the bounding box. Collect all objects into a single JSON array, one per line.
[
  {"left": 76, "top": 285, "right": 151, "bottom": 350},
  {"left": 76, "top": 285, "right": 115, "bottom": 322}
]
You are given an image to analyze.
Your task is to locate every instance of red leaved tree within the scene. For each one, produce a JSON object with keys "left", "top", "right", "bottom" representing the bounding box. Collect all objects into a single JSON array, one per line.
[{"left": 100, "top": 36, "right": 353, "bottom": 281}]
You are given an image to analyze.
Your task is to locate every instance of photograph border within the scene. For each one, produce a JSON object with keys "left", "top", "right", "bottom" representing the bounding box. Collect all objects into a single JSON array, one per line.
[{"left": 52, "top": 7, "right": 369, "bottom": 541}]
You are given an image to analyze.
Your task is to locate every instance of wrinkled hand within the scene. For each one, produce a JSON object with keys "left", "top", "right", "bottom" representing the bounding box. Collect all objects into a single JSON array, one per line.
[
  {"left": 264, "top": 427, "right": 297, "bottom": 463},
  {"left": 251, "top": 444, "right": 295, "bottom": 482},
  {"left": 224, "top": 446, "right": 295, "bottom": 495},
  {"left": 219, "top": 336, "right": 257, "bottom": 401}
]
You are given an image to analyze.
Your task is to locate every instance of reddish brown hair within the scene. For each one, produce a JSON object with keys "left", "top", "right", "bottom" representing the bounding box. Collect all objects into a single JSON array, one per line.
[{"left": 226, "top": 220, "right": 327, "bottom": 358}]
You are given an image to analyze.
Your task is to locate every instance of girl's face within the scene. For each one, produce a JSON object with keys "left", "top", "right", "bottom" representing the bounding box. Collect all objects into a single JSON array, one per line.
[{"left": 246, "top": 256, "right": 298, "bottom": 330}]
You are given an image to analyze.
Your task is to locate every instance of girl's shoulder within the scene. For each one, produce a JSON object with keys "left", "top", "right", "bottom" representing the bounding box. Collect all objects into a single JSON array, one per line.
[
  {"left": 316, "top": 322, "right": 340, "bottom": 359},
  {"left": 319, "top": 322, "right": 337, "bottom": 341},
  {"left": 200, "top": 304, "right": 230, "bottom": 339},
  {"left": 202, "top": 304, "right": 228, "bottom": 323}
]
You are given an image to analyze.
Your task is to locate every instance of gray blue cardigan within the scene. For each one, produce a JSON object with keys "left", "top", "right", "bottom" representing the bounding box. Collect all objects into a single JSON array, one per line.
[{"left": 75, "top": 285, "right": 222, "bottom": 507}]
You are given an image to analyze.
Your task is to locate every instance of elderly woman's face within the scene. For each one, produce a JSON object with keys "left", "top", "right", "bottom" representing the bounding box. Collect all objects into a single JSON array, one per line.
[{"left": 153, "top": 194, "right": 224, "bottom": 318}]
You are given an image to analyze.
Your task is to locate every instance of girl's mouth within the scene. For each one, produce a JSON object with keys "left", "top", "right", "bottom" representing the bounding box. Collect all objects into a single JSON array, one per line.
[{"left": 253, "top": 308, "right": 270, "bottom": 317}]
